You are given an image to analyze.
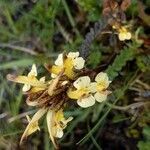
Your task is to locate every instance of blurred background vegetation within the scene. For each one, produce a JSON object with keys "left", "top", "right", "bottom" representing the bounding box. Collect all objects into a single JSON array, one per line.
[{"left": 0, "top": 0, "right": 150, "bottom": 149}]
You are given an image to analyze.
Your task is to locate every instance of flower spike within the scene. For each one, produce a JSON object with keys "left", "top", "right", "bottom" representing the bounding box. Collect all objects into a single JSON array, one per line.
[{"left": 7, "top": 52, "right": 111, "bottom": 149}]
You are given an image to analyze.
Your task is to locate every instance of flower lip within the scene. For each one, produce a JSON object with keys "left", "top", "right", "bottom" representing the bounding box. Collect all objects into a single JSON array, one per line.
[{"left": 77, "top": 95, "right": 95, "bottom": 108}]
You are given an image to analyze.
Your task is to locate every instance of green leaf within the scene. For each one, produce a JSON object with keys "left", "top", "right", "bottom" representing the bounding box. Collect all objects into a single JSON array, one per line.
[
  {"left": 136, "top": 55, "right": 150, "bottom": 72},
  {"left": 112, "top": 114, "right": 130, "bottom": 123},
  {"left": 137, "top": 127, "right": 150, "bottom": 150},
  {"left": 0, "top": 59, "right": 34, "bottom": 70},
  {"left": 143, "top": 127, "right": 150, "bottom": 140},
  {"left": 106, "top": 42, "right": 141, "bottom": 80},
  {"left": 138, "top": 141, "right": 150, "bottom": 150},
  {"left": 88, "top": 50, "right": 102, "bottom": 68}
]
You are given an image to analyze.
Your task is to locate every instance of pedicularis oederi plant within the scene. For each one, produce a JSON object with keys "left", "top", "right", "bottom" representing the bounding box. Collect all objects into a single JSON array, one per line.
[
  {"left": 7, "top": 52, "right": 111, "bottom": 148},
  {"left": 7, "top": 0, "right": 139, "bottom": 149}
]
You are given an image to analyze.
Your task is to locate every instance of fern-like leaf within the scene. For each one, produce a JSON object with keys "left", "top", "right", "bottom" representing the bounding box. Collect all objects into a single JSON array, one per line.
[{"left": 106, "top": 42, "right": 141, "bottom": 80}]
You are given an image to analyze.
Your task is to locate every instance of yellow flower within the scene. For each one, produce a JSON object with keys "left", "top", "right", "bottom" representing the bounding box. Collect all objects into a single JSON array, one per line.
[
  {"left": 20, "top": 108, "right": 47, "bottom": 144},
  {"left": 19, "top": 108, "right": 72, "bottom": 149},
  {"left": 68, "top": 73, "right": 111, "bottom": 107},
  {"left": 67, "top": 76, "right": 96, "bottom": 108},
  {"left": 46, "top": 109, "right": 73, "bottom": 148},
  {"left": 7, "top": 64, "right": 47, "bottom": 93},
  {"left": 51, "top": 52, "right": 85, "bottom": 79},
  {"left": 7, "top": 58, "right": 110, "bottom": 148},
  {"left": 94, "top": 72, "right": 111, "bottom": 102},
  {"left": 118, "top": 26, "right": 132, "bottom": 41}
]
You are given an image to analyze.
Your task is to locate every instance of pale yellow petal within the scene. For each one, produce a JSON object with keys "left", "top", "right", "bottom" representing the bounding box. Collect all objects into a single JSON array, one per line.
[
  {"left": 26, "top": 115, "right": 40, "bottom": 131},
  {"left": 95, "top": 72, "right": 110, "bottom": 91},
  {"left": 126, "top": 32, "right": 132, "bottom": 40},
  {"left": 118, "top": 32, "right": 126, "bottom": 41},
  {"left": 95, "top": 72, "right": 108, "bottom": 83},
  {"left": 22, "top": 84, "right": 31, "bottom": 92},
  {"left": 55, "top": 128, "right": 64, "bottom": 138},
  {"left": 67, "top": 52, "right": 79, "bottom": 58},
  {"left": 39, "top": 76, "right": 45, "bottom": 82},
  {"left": 94, "top": 92, "right": 107, "bottom": 102},
  {"left": 28, "top": 64, "right": 37, "bottom": 77},
  {"left": 73, "top": 57, "right": 85, "bottom": 70},
  {"left": 46, "top": 110, "right": 58, "bottom": 149},
  {"left": 26, "top": 115, "right": 31, "bottom": 122},
  {"left": 55, "top": 53, "right": 63, "bottom": 66},
  {"left": 73, "top": 76, "right": 91, "bottom": 89},
  {"left": 51, "top": 73, "right": 57, "bottom": 78},
  {"left": 89, "top": 82, "right": 97, "bottom": 93},
  {"left": 20, "top": 108, "right": 47, "bottom": 144},
  {"left": 62, "top": 116, "right": 73, "bottom": 126},
  {"left": 77, "top": 95, "right": 95, "bottom": 108}
]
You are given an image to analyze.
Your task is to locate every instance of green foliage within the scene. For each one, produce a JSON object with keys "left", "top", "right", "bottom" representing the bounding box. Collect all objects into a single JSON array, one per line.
[
  {"left": 0, "top": 58, "right": 34, "bottom": 70},
  {"left": 77, "top": 0, "right": 102, "bottom": 21},
  {"left": 127, "top": 0, "right": 138, "bottom": 17},
  {"left": 0, "top": 0, "right": 149, "bottom": 149},
  {"left": 136, "top": 55, "right": 150, "bottom": 72},
  {"left": 87, "top": 45, "right": 102, "bottom": 68},
  {"left": 0, "top": 0, "right": 21, "bottom": 12},
  {"left": 106, "top": 42, "right": 140, "bottom": 80},
  {"left": 15, "top": 0, "right": 61, "bottom": 51},
  {"left": 143, "top": 127, "right": 150, "bottom": 140},
  {"left": 0, "top": 0, "right": 62, "bottom": 52},
  {"left": 77, "top": 71, "right": 138, "bottom": 145},
  {"left": 138, "top": 127, "right": 150, "bottom": 150},
  {"left": 138, "top": 142, "right": 150, "bottom": 150},
  {"left": 112, "top": 114, "right": 130, "bottom": 123}
]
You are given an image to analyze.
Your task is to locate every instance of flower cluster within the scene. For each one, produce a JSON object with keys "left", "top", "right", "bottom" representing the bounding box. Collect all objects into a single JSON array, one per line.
[
  {"left": 7, "top": 52, "right": 111, "bottom": 148},
  {"left": 113, "top": 25, "right": 132, "bottom": 41},
  {"left": 67, "top": 72, "right": 111, "bottom": 108}
]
